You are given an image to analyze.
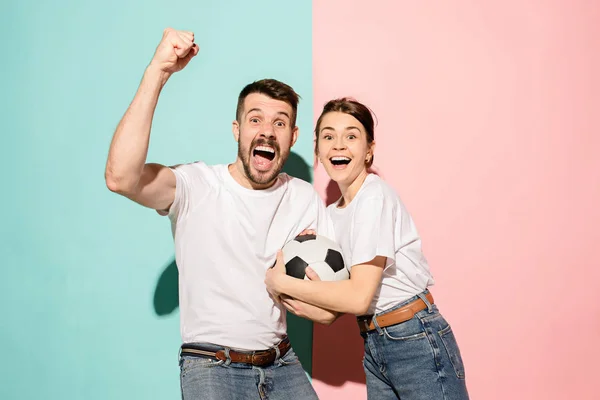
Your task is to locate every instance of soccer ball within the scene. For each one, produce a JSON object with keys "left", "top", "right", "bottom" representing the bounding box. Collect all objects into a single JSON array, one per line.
[{"left": 282, "top": 234, "right": 349, "bottom": 281}]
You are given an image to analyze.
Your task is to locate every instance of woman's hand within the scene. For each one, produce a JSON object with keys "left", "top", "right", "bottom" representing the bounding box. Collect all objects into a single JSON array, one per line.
[
  {"left": 280, "top": 266, "right": 320, "bottom": 315},
  {"left": 280, "top": 269, "right": 340, "bottom": 325}
]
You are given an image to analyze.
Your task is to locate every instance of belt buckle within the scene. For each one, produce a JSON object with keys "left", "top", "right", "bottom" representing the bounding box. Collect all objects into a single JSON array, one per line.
[{"left": 358, "top": 317, "right": 371, "bottom": 332}]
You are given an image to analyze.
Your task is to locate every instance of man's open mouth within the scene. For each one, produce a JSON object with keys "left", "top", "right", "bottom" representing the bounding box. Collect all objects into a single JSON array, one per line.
[
  {"left": 252, "top": 145, "right": 277, "bottom": 170},
  {"left": 254, "top": 145, "right": 276, "bottom": 161}
]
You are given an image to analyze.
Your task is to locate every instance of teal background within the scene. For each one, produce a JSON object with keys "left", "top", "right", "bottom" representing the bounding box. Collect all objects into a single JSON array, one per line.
[{"left": 0, "top": 1, "right": 313, "bottom": 399}]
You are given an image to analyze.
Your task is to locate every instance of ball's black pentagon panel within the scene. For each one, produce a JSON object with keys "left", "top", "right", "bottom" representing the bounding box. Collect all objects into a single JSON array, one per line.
[
  {"left": 324, "top": 249, "right": 345, "bottom": 273},
  {"left": 294, "top": 234, "right": 317, "bottom": 243},
  {"left": 281, "top": 234, "right": 349, "bottom": 281},
  {"left": 285, "top": 256, "right": 309, "bottom": 279}
]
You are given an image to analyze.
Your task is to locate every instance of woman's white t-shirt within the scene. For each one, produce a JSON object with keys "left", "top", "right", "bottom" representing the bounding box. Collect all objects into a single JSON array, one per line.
[{"left": 328, "top": 173, "right": 435, "bottom": 315}]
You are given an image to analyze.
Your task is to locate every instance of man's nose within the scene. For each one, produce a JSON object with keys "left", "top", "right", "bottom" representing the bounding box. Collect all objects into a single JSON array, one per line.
[{"left": 259, "top": 121, "right": 275, "bottom": 139}]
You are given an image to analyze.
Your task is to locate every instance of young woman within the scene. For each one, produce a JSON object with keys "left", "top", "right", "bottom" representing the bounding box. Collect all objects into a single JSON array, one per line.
[{"left": 265, "top": 98, "right": 469, "bottom": 399}]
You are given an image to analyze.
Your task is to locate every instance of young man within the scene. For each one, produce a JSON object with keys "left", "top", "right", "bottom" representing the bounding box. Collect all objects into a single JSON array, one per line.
[{"left": 105, "top": 28, "right": 335, "bottom": 400}]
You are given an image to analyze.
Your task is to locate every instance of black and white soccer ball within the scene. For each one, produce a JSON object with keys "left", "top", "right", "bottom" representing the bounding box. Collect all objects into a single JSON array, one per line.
[{"left": 282, "top": 234, "right": 349, "bottom": 281}]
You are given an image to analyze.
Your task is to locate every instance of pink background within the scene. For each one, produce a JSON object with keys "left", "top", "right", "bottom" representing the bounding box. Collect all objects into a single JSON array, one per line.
[{"left": 311, "top": 1, "right": 600, "bottom": 399}]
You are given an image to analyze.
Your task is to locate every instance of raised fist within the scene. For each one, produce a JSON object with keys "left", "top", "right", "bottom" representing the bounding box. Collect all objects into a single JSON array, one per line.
[{"left": 149, "top": 28, "right": 199, "bottom": 74}]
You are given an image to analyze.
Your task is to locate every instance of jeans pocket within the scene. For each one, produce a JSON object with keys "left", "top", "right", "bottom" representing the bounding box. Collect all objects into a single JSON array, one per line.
[
  {"left": 180, "top": 356, "right": 224, "bottom": 377},
  {"left": 278, "top": 349, "right": 300, "bottom": 366},
  {"left": 382, "top": 320, "right": 427, "bottom": 341},
  {"left": 438, "top": 325, "right": 466, "bottom": 379}
]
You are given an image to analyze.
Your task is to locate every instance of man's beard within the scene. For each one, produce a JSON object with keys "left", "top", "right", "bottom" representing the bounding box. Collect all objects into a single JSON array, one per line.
[{"left": 239, "top": 138, "right": 290, "bottom": 186}]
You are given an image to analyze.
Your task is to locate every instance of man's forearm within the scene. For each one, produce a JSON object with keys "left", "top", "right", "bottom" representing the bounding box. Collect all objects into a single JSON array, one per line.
[{"left": 105, "top": 66, "right": 171, "bottom": 192}]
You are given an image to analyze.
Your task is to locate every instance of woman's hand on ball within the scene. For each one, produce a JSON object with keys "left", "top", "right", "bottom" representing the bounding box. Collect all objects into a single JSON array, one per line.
[
  {"left": 284, "top": 268, "right": 321, "bottom": 312},
  {"left": 304, "top": 267, "right": 321, "bottom": 281},
  {"left": 298, "top": 229, "right": 316, "bottom": 237}
]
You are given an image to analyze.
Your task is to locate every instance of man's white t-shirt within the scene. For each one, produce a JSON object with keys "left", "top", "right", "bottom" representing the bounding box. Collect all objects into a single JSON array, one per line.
[
  {"left": 328, "top": 173, "right": 435, "bottom": 315},
  {"left": 167, "top": 161, "right": 331, "bottom": 350}
]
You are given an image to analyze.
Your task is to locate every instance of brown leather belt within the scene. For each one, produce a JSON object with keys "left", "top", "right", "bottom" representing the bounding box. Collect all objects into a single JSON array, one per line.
[
  {"left": 180, "top": 337, "right": 291, "bottom": 367},
  {"left": 357, "top": 292, "right": 434, "bottom": 333}
]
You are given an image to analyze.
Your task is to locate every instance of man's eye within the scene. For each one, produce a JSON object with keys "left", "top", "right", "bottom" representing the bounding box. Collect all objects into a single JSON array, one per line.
[
  {"left": 275, "top": 121, "right": 286, "bottom": 127},
  {"left": 250, "top": 118, "right": 259, "bottom": 123}
]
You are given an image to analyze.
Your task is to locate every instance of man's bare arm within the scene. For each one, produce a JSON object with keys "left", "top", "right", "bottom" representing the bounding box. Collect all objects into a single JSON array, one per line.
[{"left": 105, "top": 28, "right": 199, "bottom": 211}]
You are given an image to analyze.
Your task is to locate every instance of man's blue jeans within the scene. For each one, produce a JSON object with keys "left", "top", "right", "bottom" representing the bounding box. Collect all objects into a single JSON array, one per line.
[
  {"left": 361, "top": 291, "right": 470, "bottom": 399},
  {"left": 179, "top": 345, "right": 318, "bottom": 400}
]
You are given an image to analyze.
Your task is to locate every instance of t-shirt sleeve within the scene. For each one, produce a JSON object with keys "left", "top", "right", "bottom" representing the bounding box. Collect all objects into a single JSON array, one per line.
[
  {"left": 314, "top": 193, "right": 335, "bottom": 239},
  {"left": 349, "top": 196, "right": 396, "bottom": 268},
  {"left": 294, "top": 190, "right": 334, "bottom": 239},
  {"left": 166, "top": 162, "right": 209, "bottom": 223}
]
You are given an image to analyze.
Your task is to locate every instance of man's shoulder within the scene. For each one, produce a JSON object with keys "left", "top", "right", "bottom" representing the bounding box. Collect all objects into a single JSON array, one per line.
[
  {"left": 280, "top": 173, "right": 319, "bottom": 199},
  {"left": 172, "top": 160, "right": 218, "bottom": 171},
  {"left": 280, "top": 173, "right": 315, "bottom": 190},
  {"left": 171, "top": 161, "right": 225, "bottom": 186}
]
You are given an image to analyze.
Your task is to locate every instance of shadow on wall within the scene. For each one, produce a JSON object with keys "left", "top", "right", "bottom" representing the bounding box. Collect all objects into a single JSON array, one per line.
[
  {"left": 152, "top": 151, "right": 315, "bottom": 372},
  {"left": 154, "top": 259, "right": 178, "bottom": 316},
  {"left": 312, "top": 166, "right": 381, "bottom": 387}
]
